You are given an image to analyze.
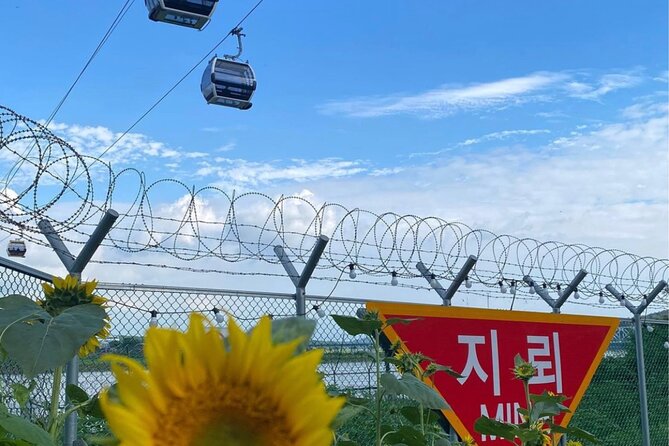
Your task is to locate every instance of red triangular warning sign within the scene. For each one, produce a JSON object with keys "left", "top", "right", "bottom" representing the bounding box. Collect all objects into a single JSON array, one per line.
[{"left": 367, "top": 302, "right": 619, "bottom": 445}]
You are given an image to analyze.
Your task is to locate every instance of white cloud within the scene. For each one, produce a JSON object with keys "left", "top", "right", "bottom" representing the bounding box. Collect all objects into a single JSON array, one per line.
[
  {"left": 194, "top": 158, "right": 370, "bottom": 189},
  {"left": 458, "top": 129, "right": 550, "bottom": 146},
  {"left": 302, "top": 102, "right": 669, "bottom": 258},
  {"left": 217, "top": 143, "right": 236, "bottom": 152},
  {"left": 536, "top": 110, "right": 569, "bottom": 119},
  {"left": 319, "top": 70, "right": 644, "bottom": 119},
  {"left": 652, "top": 70, "right": 668, "bottom": 83},
  {"left": 319, "top": 72, "right": 565, "bottom": 118},
  {"left": 621, "top": 95, "right": 668, "bottom": 120},
  {"left": 42, "top": 121, "right": 205, "bottom": 166},
  {"left": 409, "top": 129, "right": 550, "bottom": 158},
  {"left": 370, "top": 167, "right": 404, "bottom": 176},
  {"left": 566, "top": 73, "right": 642, "bottom": 100}
]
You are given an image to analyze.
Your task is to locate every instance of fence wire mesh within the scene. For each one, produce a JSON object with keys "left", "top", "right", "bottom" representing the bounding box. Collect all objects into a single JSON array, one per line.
[
  {"left": 0, "top": 262, "right": 667, "bottom": 445},
  {"left": 570, "top": 319, "right": 668, "bottom": 445}
]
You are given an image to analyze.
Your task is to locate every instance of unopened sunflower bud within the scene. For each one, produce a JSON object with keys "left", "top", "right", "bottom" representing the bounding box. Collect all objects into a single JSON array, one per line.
[{"left": 512, "top": 356, "right": 537, "bottom": 382}]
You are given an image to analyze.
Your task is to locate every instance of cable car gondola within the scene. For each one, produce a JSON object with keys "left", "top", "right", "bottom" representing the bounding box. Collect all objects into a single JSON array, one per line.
[
  {"left": 144, "top": 0, "right": 219, "bottom": 30},
  {"left": 7, "top": 239, "right": 26, "bottom": 257},
  {"left": 201, "top": 28, "right": 256, "bottom": 110}
]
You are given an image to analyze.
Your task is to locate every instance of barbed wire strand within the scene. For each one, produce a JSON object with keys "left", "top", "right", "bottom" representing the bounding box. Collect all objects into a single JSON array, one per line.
[{"left": 0, "top": 105, "right": 668, "bottom": 305}]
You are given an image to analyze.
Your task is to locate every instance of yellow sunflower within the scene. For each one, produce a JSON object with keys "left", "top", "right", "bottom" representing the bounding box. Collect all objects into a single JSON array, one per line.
[
  {"left": 529, "top": 420, "right": 552, "bottom": 446},
  {"left": 41, "top": 275, "right": 111, "bottom": 357},
  {"left": 101, "top": 313, "right": 344, "bottom": 445},
  {"left": 461, "top": 435, "right": 477, "bottom": 446}
]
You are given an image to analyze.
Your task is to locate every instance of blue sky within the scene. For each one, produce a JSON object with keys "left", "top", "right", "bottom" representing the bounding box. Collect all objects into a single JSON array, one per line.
[
  {"left": 1, "top": 0, "right": 666, "bottom": 163},
  {"left": 0, "top": 0, "right": 667, "bottom": 313}
]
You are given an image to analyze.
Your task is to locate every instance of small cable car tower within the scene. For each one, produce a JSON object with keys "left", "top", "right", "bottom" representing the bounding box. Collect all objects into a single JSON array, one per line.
[{"left": 201, "top": 27, "right": 257, "bottom": 110}]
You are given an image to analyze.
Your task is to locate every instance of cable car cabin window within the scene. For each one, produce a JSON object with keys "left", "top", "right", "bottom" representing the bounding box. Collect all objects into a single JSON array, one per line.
[
  {"left": 163, "top": 0, "right": 217, "bottom": 15},
  {"left": 214, "top": 85, "right": 251, "bottom": 101},
  {"left": 213, "top": 61, "right": 254, "bottom": 87}
]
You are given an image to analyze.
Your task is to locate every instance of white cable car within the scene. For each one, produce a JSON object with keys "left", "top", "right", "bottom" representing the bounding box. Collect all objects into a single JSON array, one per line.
[
  {"left": 144, "top": 0, "right": 219, "bottom": 30},
  {"left": 201, "top": 28, "right": 256, "bottom": 110},
  {"left": 7, "top": 239, "right": 26, "bottom": 257}
]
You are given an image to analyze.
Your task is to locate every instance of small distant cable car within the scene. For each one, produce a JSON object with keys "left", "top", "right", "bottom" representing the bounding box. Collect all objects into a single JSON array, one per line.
[
  {"left": 144, "top": 0, "right": 219, "bottom": 30},
  {"left": 7, "top": 239, "right": 26, "bottom": 258},
  {"left": 201, "top": 28, "right": 256, "bottom": 110}
]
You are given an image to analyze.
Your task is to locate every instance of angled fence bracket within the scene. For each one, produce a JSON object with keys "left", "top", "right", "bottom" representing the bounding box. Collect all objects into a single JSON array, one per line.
[
  {"left": 417, "top": 255, "right": 477, "bottom": 306},
  {"left": 523, "top": 269, "right": 587, "bottom": 314},
  {"left": 274, "top": 235, "right": 329, "bottom": 317}
]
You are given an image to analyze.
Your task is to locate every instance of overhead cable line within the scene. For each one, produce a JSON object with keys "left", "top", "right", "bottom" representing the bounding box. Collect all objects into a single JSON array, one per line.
[
  {"left": 86, "top": 0, "right": 267, "bottom": 175},
  {"left": 2, "top": 0, "right": 136, "bottom": 188}
]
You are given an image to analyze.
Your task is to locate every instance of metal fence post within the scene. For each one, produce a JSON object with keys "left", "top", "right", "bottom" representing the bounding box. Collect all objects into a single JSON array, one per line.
[
  {"left": 632, "top": 313, "right": 651, "bottom": 446},
  {"left": 39, "top": 210, "right": 118, "bottom": 446},
  {"left": 606, "top": 280, "right": 667, "bottom": 446},
  {"left": 416, "top": 256, "right": 476, "bottom": 442}
]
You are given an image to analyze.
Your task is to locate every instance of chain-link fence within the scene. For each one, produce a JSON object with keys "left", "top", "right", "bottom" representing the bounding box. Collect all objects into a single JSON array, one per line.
[
  {"left": 0, "top": 260, "right": 667, "bottom": 444},
  {"left": 570, "top": 319, "right": 668, "bottom": 445}
]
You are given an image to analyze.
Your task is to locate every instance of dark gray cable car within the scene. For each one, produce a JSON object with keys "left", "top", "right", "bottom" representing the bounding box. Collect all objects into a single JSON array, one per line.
[
  {"left": 7, "top": 239, "right": 26, "bottom": 257},
  {"left": 201, "top": 28, "right": 256, "bottom": 110},
  {"left": 144, "top": 0, "right": 219, "bottom": 30}
]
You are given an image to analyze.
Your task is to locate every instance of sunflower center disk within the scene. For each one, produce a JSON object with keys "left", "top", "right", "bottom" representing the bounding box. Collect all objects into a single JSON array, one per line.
[{"left": 153, "top": 382, "right": 295, "bottom": 446}]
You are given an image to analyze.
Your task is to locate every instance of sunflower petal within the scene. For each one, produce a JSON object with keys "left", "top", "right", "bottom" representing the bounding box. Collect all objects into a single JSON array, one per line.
[{"left": 103, "top": 313, "right": 341, "bottom": 445}]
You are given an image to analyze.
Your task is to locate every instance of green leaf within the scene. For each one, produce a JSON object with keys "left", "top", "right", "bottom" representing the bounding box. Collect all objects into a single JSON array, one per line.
[
  {"left": 530, "top": 390, "right": 568, "bottom": 404},
  {"left": 428, "top": 364, "right": 463, "bottom": 379},
  {"left": 66, "top": 384, "right": 89, "bottom": 405},
  {"left": 332, "top": 315, "right": 382, "bottom": 337},
  {"left": 398, "top": 405, "right": 441, "bottom": 427},
  {"left": 331, "top": 404, "right": 365, "bottom": 430},
  {"left": 10, "top": 383, "right": 33, "bottom": 409},
  {"left": 85, "top": 396, "right": 105, "bottom": 419},
  {"left": 515, "top": 428, "right": 541, "bottom": 443},
  {"left": 549, "top": 424, "right": 600, "bottom": 443},
  {"left": 271, "top": 317, "right": 316, "bottom": 352},
  {"left": 380, "top": 373, "right": 449, "bottom": 409},
  {"left": 473, "top": 416, "right": 519, "bottom": 442},
  {"left": 382, "top": 425, "right": 426, "bottom": 446},
  {"left": 1, "top": 304, "right": 106, "bottom": 378},
  {"left": 528, "top": 391, "right": 570, "bottom": 419},
  {"left": 335, "top": 441, "right": 359, "bottom": 446},
  {"left": 399, "top": 405, "right": 423, "bottom": 424},
  {"left": 384, "top": 317, "right": 418, "bottom": 327},
  {"left": 0, "top": 296, "right": 50, "bottom": 329},
  {"left": 0, "top": 414, "right": 54, "bottom": 446}
]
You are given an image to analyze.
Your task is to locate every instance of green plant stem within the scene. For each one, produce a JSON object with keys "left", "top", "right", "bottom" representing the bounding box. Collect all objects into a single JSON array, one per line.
[
  {"left": 522, "top": 380, "right": 532, "bottom": 446},
  {"left": 374, "top": 329, "right": 382, "bottom": 446},
  {"left": 523, "top": 381, "right": 532, "bottom": 421},
  {"left": 48, "top": 366, "right": 63, "bottom": 438},
  {"left": 419, "top": 404, "right": 425, "bottom": 435}
]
